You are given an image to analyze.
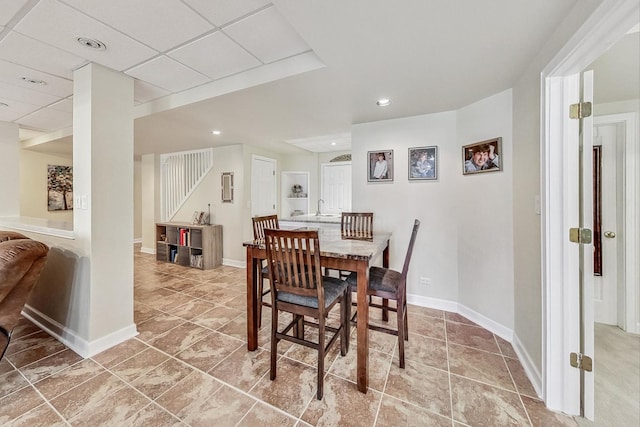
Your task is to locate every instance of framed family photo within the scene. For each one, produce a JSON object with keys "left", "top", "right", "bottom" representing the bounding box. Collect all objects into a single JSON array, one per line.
[
  {"left": 462, "top": 137, "right": 502, "bottom": 175},
  {"left": 367, "top": 150, "right": 393, "bottom": 182},
  {"left": 408, "top": 146, "right": 437, "bottom": 180}
]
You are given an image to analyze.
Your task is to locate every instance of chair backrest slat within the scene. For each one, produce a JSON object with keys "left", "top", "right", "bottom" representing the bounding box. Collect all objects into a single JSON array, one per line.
[
  {"left": 265, "top": 228, "right": 324, "bottom": 304},
  {"left": 401, "top": 219, "right": 421, "bottom": 280},
  {"left": 252, "top": 214, "right": 279, "bottom": 240},
  {"left": 341, "top": 212, "right": 373, "bottom": 240}
]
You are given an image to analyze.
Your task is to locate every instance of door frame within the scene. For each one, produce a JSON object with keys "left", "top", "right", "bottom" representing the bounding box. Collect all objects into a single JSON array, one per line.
[
  {"left": 541, "top": 0, "right": 639, "bottom": 418},
  {"left": 594, "top": 112, "right": 639, "bottom": 333}
]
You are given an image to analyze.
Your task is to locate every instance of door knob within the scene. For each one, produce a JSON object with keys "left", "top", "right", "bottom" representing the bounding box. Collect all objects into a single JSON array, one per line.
[{"left": 604, "top": 231, "right": 616, "bottom": 238}]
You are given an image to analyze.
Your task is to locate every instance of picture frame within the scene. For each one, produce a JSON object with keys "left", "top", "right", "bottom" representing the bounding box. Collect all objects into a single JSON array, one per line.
[
  {"left": 47, "top": 165, "right": 73, "bottom": 211},
  {"left": 367, "top": 150, "right": 394, "bottom": 182},
  {"left": 408, "top": 146, "right": 437, "bottom": 180},
  {"left": 190, "top": 211, "right": 202, "bottom": 225},
  {"left": 462, "top": 137, "right": 503, "bottom": 175},
  {"left": 221, "top": 172, "right": 234, "bottom": 203}
]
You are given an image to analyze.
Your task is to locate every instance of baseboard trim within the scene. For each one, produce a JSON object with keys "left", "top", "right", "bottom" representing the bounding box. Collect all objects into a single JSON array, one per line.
[
  {"left": 512, "top": 332, "right": 543, "bottom": 398},
  {"left": 407, "top": 294, "right": 458, "bottom": 312},
  {"left": 407, "top": 293, "right": 543, "bottom": 396},
  {"left": 21, "top": 305, "right": 138, "bottom": 358},
  {"left": 223, "top": 258, "right": 245, "bottom": 268},
  {"left": 140, "top": 246, "right": 155, "bottom": 255},
  {"left": 457, "top": 304, "right": 513, "bottom": 342},
  {"left": 133, "top": 238, "right": 142, "bottom": 244}
]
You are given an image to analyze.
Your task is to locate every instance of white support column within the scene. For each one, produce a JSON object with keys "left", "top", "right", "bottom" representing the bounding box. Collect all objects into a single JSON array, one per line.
[
  {"left": 73, "top": 63, "right": 136, "bottom": 355},
  {"left": 141, "top": 153, "right": 158, "bottom": 254},
  {"left": 0, "top": 121, "right": 20, "bottom": 217}
]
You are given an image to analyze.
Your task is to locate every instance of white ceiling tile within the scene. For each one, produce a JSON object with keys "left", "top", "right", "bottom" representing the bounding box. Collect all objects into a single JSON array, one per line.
[
  {"left": 0, "top": 59, "right": 73, "bottom": 98},
  {"left": 0, "top": 80, "right": 61, "bottom": 106},
  {"left": 0, "top": 31, "right": 86, "bottom": 80},
  {"left": 134, "top": 80, "right": 170, "bottom": 103},
  {"left": 168, "top": 31, "right": 261, "bottom": 80},
  {"left": 13, "top": 0, "right": 158, "bottom": 71},
  {"left": 48, "top": 97, "right": 73, "bottom": 113},
  {"left": 126, "top": 56, "right": 209, "bottom": 93},
  {"left": 0, "top": 96, "right": 41, "bottom": 121},
  {"left": 0, "top": 0, "right": 29, "bottom": 26},
  {"left": 183, "top": 0, "right": 271, "bottom": 27},
  {"left": 223, "top": 6, "right": 309, "bottom": 64},
  {"left": 61, "top": 0, "right": 215, "bottom": 52},
  {"left": 17, "top": 105, "right": 73, "bottom": 131}
]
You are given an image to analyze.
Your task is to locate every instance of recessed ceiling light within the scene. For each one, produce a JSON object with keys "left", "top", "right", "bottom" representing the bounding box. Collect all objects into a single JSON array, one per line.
[
  {"left": 376, "top": 98, "right": 391, "bottom": 107},
  {"left": 211, "top": 130, "right": 222, "bottom": 135},
  {"left": 0, "top": 102, "right": 8, "bottom": 108},
  {"left": 77, "top": 37, "right": 106, "bottom": 50},
  {"left": 21, "top": 76, "right": 47, "bottom": 85},
  {"left": 331, "top": 142, "right": 337, "bottom": 146}
]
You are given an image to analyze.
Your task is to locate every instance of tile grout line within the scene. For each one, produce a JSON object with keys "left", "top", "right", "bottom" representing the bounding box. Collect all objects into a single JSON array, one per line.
[
  {"left": 444, "top": 319, "right": 455, "bottom": 427},
  {"left": 12, "top": 362, "right": 72, "bottom": 426},
  {"left": 496, "top": 333, "right": 534, "bottom": 426}
]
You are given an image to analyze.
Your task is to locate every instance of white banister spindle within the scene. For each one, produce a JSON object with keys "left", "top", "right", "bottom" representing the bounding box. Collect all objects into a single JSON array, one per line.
[{"left": 160, "top": 148, "right": 213, "bottom": 221}]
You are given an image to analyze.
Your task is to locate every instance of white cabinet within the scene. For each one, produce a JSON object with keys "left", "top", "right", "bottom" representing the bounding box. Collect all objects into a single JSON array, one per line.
[{"left": 281, "top": 171, "right": 310, "bottom": 217}]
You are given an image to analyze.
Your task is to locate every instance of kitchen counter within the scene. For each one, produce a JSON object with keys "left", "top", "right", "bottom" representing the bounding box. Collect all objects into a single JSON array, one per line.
[{"left": 280, "top": 213, "right": 341, "bottom": 224}]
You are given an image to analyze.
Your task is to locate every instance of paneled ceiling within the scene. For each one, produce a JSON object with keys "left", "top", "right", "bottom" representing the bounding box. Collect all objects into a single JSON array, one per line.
[{"left": 0, "top": 1, "right": 637, "bottom": 156}]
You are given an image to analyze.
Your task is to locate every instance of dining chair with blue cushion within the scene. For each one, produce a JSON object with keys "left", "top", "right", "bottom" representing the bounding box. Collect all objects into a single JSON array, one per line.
[
  {"left": 346, "top": 219, "right": 420, "bottom": 368},
  {"left": 252, "top": 214, "right": 279, "bottom": 328},
  {"left": 264, "top": 228, "right": 350, "bottom": 399}
]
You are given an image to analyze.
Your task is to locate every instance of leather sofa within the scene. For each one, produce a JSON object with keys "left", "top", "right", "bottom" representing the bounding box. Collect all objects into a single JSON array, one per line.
[{"left": 0, "top": 231, "right": 49, "bottom": 361}]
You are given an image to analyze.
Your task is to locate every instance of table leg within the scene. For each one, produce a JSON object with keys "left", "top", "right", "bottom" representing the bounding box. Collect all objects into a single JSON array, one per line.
[
  {"left": 356, "top": 260, "right": 369, "bottom": 393},
  {"left": 246, "top": 246, "right": 258, "bottom": 351}
]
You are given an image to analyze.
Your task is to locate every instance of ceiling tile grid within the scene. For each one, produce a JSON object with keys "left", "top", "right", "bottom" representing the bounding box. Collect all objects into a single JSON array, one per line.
[
  {"left": 182, "top": 0, "right": 272, "bottom": 27},
  {"left": 0, "top": 0, "right": 313, "bottom": 134},
  {"left": 167, "top": 31, "right": 262, "bottom": 80},
  {"left": 60, "top": 0, "right": 216, "bottom": 52},
  {"left": 12, "top": 0, "right": 159, "bottom": 71},
  {"left": 223, "top": 6, "right": 310, "bottom": 64},
  {"left": 125, "top": 55, "right": 210, "bottom": 93}
]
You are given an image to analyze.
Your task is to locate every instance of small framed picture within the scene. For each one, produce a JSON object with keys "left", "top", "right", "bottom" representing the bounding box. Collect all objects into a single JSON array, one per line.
[
  {"left": 367, "top": 150, "right": 394, "bottom": 182},
  {"left": 462, "top": 137, "right": 503, "bottom": 175},
  {"left": 408, "top": 146, "right": 437, "bottom": 180}
]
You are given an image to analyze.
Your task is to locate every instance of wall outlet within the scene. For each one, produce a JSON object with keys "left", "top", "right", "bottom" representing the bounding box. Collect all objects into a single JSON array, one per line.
[{"left": 420, "top": 277, "right": 431, "bottom": 286}]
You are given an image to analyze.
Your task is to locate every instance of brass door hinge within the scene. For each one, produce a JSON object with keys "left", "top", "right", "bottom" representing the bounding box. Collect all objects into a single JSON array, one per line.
[
  {"left": 569, "top": 227, "right": 592, "bottom": 244},
  {"left": 570, "top": 352, "right": 593, "bottom": 372},
  {"left": 569, "top": 102, "right": 592, "bottom": 119}
]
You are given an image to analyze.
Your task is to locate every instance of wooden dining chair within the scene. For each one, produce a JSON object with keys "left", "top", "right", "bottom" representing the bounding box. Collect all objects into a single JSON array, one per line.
[
  {"left": 252, "top": 214, "right": 279, "bottom": 328},
  {"left": 347, "top": 219, "right": 420, "bottom": 368},
  {"left": 264, "top": 228, "right": 350, "bottom": 400},
  {"left": 341, "top": 212, "right": 373, "bottom": 241},
  {"left": 334, "top": 212, "right": 374, "bottom": 281}
]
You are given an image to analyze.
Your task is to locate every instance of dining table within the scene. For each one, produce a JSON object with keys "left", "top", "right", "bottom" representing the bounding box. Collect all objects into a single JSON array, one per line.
[{"left": 244, "top": 225, "right": 391, "bottom": 393}]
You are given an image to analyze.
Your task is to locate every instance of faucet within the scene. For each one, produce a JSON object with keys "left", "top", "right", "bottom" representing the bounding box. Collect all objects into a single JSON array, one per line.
[{"left": 316, "top": 199, "right": 324, "bottom": 216}]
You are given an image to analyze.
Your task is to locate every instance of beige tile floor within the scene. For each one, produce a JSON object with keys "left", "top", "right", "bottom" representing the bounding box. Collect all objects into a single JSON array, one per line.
[{"left": 0, "top": 248, "right": 580, "bottom": 426}]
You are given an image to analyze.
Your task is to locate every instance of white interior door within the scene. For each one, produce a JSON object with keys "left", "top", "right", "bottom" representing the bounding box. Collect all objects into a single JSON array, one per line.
[
  {"left": 593, "top": 123, "right": 619, "bottom": 326},
  {"left": 321, "top": 162, "right": 351, "bottom": 214},
  {"left": 251, "top": 155, "right": 276, "bottom": 216}
]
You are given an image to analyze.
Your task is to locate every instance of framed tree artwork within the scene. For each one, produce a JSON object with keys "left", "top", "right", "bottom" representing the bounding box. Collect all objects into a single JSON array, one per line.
[{"left": 47, "top": 165, "right": 73, "bottom": 211}]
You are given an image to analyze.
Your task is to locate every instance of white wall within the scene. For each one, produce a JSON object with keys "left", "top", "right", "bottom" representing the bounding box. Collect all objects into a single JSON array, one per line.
[
  {"left": 352, "top": 111, "right": 460, "bottom": 303},
  {"left": 352, "top": 91, "right": 515, "bottom": 331},
  {"left": 0, "top": 122, "right": 19, "bottom": 216},
  {"left": 511, "top": 0, "right": 603, "bottom": 378},
  {"left": 133, "top": 160, "right": 141, "bottom": 240},
  {"left": 19, "top": 149, "right": 73, "bottom": 222},
  {"left": 456, "top": 89, "right": 514, "bottom": 329},
  {"left": 171, "top": 145, "right": 245, "bottom": 263}
]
